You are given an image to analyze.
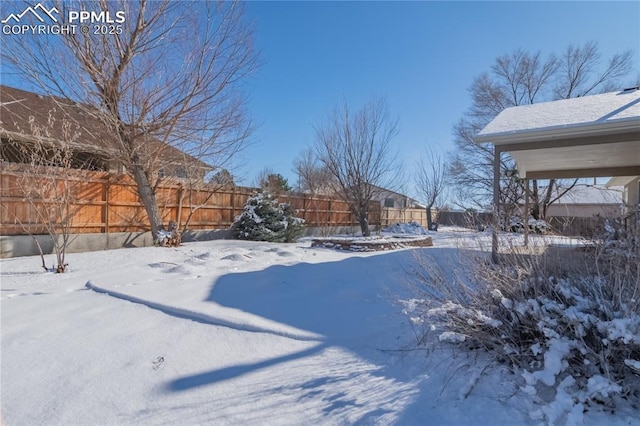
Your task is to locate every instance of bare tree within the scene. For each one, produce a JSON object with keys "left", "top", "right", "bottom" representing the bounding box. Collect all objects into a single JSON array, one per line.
[
  {"left": 415, "top": 149, "right": 448, "bottom": 230},
  {"left": 292, "top": 147, "right": 338, "bottom": 236},
  {"left": 554, "top": 41, "right": 633, "bottom": 99},
  {"left": 449, "top": 42, "right": 633, "bottom": 224},
  {"left": 293, "top": 147, "right": 336, "bottom": 194},
  {"left": 314, "top": 98, "right": 400, "bottom": 236},
  {"left": 254, "top": 166, "right": 274, "bottom": 188},
  {"left": 2, "top": 0, "right": 258, "bottom": 242},
  {"left": 449, "top": 117, "right": 524, "bottom": 220},
  {"left": 2, "top": 113, "right": 86, "bottom": 272}
]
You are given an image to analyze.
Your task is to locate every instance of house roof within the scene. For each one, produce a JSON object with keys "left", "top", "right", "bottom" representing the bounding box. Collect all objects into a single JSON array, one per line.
[
  {"left": 0, "top": 85, "right": 211, "bottom": 170},
  {"left": 370, "top": 184, "right": 420, "bottom": 204},
  {"left": 606, "top": 176, "right": 638, "bottom": 187},
  {"left": 477, "top": 88, "right": 640, "bottom": 141},
  {"left": 475, "top": 88, "right": 640, "bottom": 180}
]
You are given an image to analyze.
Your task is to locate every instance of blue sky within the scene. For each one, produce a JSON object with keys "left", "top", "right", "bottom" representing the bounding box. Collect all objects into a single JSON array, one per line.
[{"left": 238, "top": 1, "right": 639, "bottom": 194}]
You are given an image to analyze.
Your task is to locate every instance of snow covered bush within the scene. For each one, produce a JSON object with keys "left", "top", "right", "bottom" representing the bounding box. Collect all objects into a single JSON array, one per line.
[
  {"left": 528, "top": 218, "right": 550, "bottom": 234},
  {"left": 231, "top": 192, "right": 305, "bottom": 243},
  {"left": 156, "top": 228, "right": 181, "bottom": 247},
  {"left": 409, "top": 223, "right": 640, "bottom": 422},
  {"left": 510, "top": 216, "right": 550, "bottom": 233}
]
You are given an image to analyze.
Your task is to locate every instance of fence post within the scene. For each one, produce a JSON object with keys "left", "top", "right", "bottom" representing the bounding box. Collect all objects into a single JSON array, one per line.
[
  {"left": 176, "top": 184, "right": 183, "bottom": 229},
  {"left": 231, "top": 186, "right": 235, "bottom": 221},
  {"left": 302, "top": 194, "right": 307, "bottom": 221},
  {"left": 104, "top": 174, "right": 110, "bottom": 234}
]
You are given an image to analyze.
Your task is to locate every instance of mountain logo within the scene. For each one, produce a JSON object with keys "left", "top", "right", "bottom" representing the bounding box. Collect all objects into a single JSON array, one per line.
[{"left": 1, "top": 3, "right": 59, "bottom": 24}]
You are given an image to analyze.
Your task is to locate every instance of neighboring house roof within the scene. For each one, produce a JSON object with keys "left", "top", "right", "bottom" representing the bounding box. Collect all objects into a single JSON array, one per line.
[
  {"left": 0, "top": 85, "right": 211, "bottom": 171},
  {"left": 370, "top": 184, "right": 420, "bottom": 203},
  {"left": 549, "top": 185, "right": 623, "bottom": 205},
  {"left": 371, "top": 185, "right": 416, "bottom": 201}
]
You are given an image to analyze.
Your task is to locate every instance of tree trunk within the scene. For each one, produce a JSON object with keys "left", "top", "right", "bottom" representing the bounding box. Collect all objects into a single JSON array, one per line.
[
  {"left": 351, "top": 203, "right": 371, "bottom": 236},
  {"left": 351, "top": 204, "right": 368, "bottom": 236},
  {"left": 531, "top": 180, "right": 540, "bottom": 220},
  {"left": 541, "top": 179, "right": 556, "bottom": 220},
  {"left": 358, "top": 214, "right": 370, "bottom": 236},
  {"left": 131, "top": 164, "right": 164, "bottom": 240},
  {"left": 426, "top": 206, "right": 433, "bottom": 230}
]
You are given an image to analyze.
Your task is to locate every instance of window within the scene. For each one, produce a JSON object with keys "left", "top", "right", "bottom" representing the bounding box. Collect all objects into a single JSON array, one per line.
[
  {"left": 175, "top": 167, "right": 188, "bottom": 179},
  {"left": 384, "top": 198, "right": 395, "bottom": 208}
]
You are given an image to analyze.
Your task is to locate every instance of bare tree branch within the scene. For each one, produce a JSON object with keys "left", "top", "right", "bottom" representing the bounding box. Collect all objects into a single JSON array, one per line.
[
  {"left": 293, "top": 147, "right": 337, "bottom": 195},
  {"left": 2, "top": 0, "right": 259, "bottom": 241},
  {"left": 2, "top": 113, "right": 91, "bottom": 272},
  {"left": 554, "top": 41, "right": 633, "bottom": 99}
]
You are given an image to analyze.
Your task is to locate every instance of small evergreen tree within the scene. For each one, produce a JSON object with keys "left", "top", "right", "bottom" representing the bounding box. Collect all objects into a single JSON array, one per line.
[{"left": 232, "top": 192, "right": 304, "bottom": 242}]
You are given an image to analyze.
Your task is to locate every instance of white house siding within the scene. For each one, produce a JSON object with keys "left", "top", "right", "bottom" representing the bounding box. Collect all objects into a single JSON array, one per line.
[{"left": 546, "top": 203, "right": 622, "bottom": 218}]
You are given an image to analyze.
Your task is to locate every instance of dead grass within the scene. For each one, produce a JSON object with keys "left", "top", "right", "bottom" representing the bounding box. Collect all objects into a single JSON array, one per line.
[{"left": 408, "top": 220, "right": 640, "bottom": 413}]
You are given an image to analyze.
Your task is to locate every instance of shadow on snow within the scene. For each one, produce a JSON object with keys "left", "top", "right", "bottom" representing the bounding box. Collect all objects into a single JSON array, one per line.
[{"left": 162, "top": 246, "right": 485, "bottom": 423}]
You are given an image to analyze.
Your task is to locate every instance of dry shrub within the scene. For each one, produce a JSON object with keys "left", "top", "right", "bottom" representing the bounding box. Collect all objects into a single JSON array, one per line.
[{"left": 409, "top": 220, "right": 640, "bottom": 420}]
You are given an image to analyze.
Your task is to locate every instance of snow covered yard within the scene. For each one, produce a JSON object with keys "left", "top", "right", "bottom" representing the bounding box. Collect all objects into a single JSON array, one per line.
[{"left": 0, "top": 227, "right": 633, "bottom": 425}]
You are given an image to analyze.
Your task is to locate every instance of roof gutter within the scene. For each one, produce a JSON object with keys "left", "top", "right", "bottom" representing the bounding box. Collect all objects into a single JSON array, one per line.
[
  {"left": 475, "top": 117, "right": 640, "bottom": 145},
  {"left": 1, "top": 129, "right": 118, "bottom": 157}
]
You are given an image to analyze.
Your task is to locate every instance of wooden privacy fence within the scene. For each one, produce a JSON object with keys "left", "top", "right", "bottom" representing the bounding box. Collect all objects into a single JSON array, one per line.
[
  {"left": 438, "top": 211, "right": 609, "bottom": 237},
  {"left": 278, "top": 193, "right": 381, "bottom": 231},
  {"left": 380, "top": 207, "right": 434, "bottom": 228},
  {"left": 0, "top": 166, "right": 381, "bottom": 236},
  {"left": 546, "top": 216, "right": 606, "bottom": 238},
  {"left": 438, "top": 211, "right": 493, "bottom": 230}
]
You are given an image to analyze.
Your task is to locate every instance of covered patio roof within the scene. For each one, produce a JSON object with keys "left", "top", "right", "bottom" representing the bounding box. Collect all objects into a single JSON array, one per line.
[
  {"left": 475, "top": 88, "right": 640, "bottom": 180},
  {"left": 474, "top": 87, "right": 640, "bottom": 262}
]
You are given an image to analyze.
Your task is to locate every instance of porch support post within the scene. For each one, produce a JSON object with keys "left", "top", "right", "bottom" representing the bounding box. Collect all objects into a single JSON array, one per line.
[{"left": 492, "top": 146, "right": 501, "bottom": 263}]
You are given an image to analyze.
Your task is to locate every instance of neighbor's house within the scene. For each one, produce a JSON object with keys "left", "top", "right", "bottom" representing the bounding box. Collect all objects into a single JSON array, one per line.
[
  {"left": 607, "top": 176, "right": 640, "bottom": 214},
  {"left": 516, "top": 184, "right": 624, "bottom": 218},
  {"left": 544, "top": 184, "right": 624, "bottom": 218},
  {"left": 310, "top": 182, "right": 422, "bottom": 209},
  {"left": 370, "top": 185, "right": 430, "bottom": 227},
  {"left": 371, "top": 185, "right": 422, "bottom": 209},
  {"left": 0, "top": 85, "right": 211, "bottom": 178}
]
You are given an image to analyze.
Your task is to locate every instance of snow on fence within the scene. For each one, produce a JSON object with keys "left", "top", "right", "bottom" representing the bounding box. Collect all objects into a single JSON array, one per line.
[{"left": 0, "top": 166, "right": 381, "bottom": 236}]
